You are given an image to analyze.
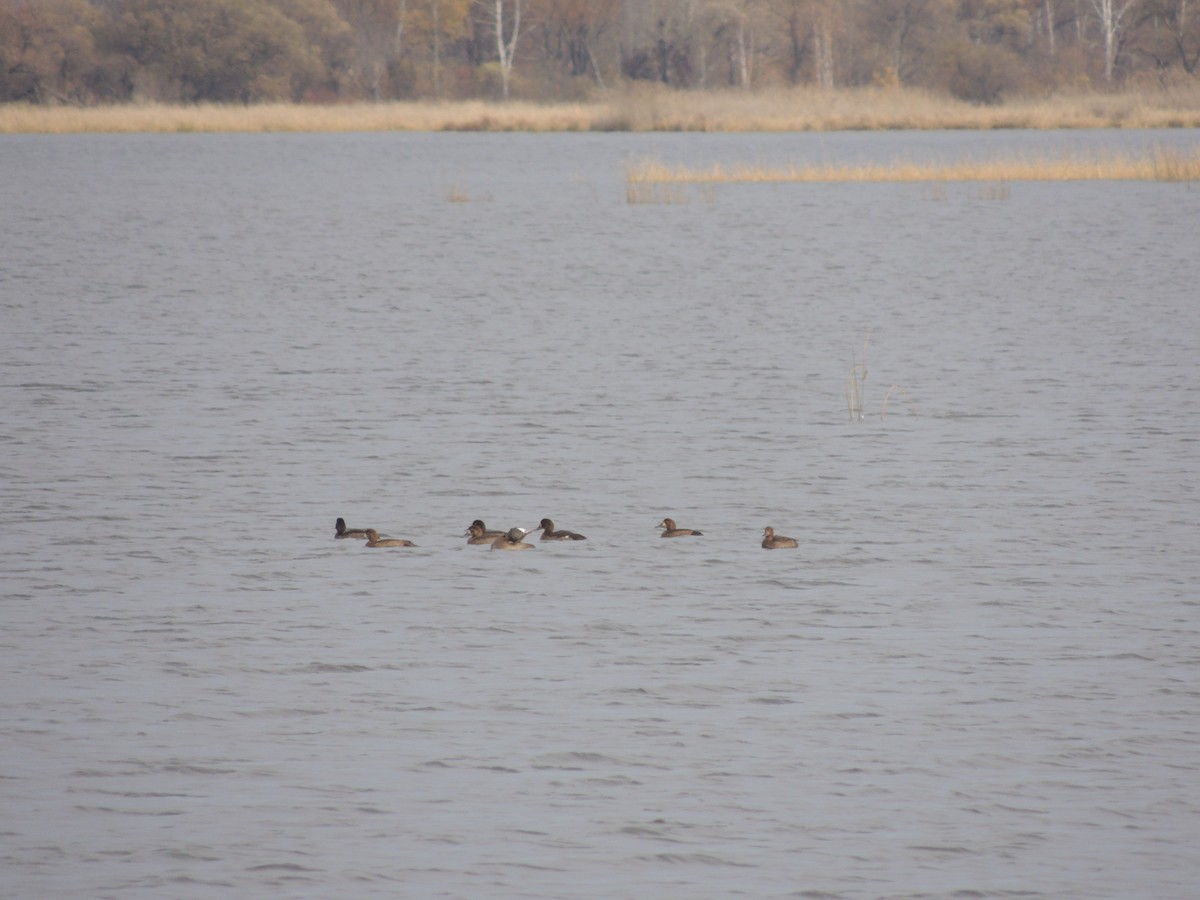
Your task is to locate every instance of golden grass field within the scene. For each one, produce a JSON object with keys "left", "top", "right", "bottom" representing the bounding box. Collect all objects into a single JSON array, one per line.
[
  {"left": 3, "top": 84, "right": 1200, "bottom": 134},
  {"left": 626, "top": 144, "right": 1200, "bottom": 185}
]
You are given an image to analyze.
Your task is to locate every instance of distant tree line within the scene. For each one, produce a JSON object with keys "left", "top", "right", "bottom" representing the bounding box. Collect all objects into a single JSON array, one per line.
[{"left": 2, "top": 0, "right": 1197, "bottom": 106}]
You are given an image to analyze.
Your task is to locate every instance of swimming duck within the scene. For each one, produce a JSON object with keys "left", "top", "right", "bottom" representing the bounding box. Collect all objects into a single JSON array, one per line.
[
  {"left": 658, "top": 517, "right": 702, "bottom": 537},
  {"left": 364, "top": 528, "right": 417, "bottom": 548},
  {"left": 491, "top": 527, "right": 535, "bottom": 550},
  {"left": 465, "top": 523, "right": 499, "bottom": 545},
  {"left": 537, "top": 518, "right": 587, "bottom": 541},
  {"left": 761, "top": 526, "right": 798, "bottom": 549},
  {"left": 335, "top": 517, "right": 369, "bottom": 539},
  {"left": 467, "top": 520, "right": 506, "bottom": 540}
]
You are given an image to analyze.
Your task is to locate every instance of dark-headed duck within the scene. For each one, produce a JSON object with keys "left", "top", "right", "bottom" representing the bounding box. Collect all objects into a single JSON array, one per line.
[
  {"left": 465, "top": 523, "right": 498, "bottom": 545},
  {"left": 364, "top": 528, "right": 417, "bottom": 548},
  {"left": 658, "top": 517, "right": 702, "bottom": 538},
  {"left": 491, "top": 527, "right": 535, "bottom": 550},
  {"left": 538, "top": 518, "right": 586, "bottom": 541},
  {"left": 467, "top": 520, "right": 506, "bottom": 540},
  {"left": 335, "top": 517, "right": 369, "bottom": 539},
  {"left": 761, "top": 526, "right": 798, "bottom": 549}
]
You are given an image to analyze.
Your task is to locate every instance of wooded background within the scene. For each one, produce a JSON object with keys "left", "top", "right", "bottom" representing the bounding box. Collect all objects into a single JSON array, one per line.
[{"left": 2, "top": 0, "right": 1197, "bottom": 106}]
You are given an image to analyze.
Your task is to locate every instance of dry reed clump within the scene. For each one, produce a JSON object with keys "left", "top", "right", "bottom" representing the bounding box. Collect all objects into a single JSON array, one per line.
[
  {"left": 846, "top": 336, "right": 916, "bottom": 422},
  {"left": 3, "top": 83, "right": 1200, "bottom": 134},
  {"left": 0, "top": 100, "right": 600, "bottom": 134},
  {"left": 624, "top": 183, "right": 718, "bottom": 204},
  {"left": 627, "top": 144, "right": 1200, "bottom": 185},
  {"left": 625, "top": 183, "right": 692, "bottom": 204},
  {"left": 1150, "top": 145, "right": 1200, "bottom": 181}
]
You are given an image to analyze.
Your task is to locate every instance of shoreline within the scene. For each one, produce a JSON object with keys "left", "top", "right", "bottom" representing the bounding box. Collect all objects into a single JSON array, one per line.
[{"left": 4, "top": 86, "right": 1200, "bottom": 135}]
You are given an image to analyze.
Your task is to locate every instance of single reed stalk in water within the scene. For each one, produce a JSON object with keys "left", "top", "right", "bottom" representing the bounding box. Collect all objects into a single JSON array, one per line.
[
  {"left": 846, "top": 366, "right": 865, "bottom": 422},
  {"left": 846, "top": 336, "right": 870, "bottom": 422},
  {"left": 880, "top": 384, "right": 917, "bottom": 420},
  {"left": 627, "top": 145, "right": 1200, "bottom": 185}
]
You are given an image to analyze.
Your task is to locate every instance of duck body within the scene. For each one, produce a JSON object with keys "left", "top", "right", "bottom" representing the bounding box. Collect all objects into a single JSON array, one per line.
[
  {"left": 658, "top": 517, "right": 702, "bottom": 538},
  {"left": 761, "top": 526, "right": 798, "bottom": 549},
  {"left": 491, "top": 527, "right": 535, "bottom": 550},
  {"left": 364, "top": 528, "right": 417, "bottom": 548},
  {"left": 465, "top": 524, "right": 498, "bottom": 545},
  {"left": 335, "top": 517, "right": 369, "bottom": 539},
  {"left": 467, "top": 519, "right": 506, "bottom": 540},
  {"left": 538, "top": 518, "right": 586, "bottom": 541}
]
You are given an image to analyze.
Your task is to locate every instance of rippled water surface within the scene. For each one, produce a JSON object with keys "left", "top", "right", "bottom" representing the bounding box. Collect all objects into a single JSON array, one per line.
[{"left": 3, "top": 130, "right": 1199, "bottom": 899}]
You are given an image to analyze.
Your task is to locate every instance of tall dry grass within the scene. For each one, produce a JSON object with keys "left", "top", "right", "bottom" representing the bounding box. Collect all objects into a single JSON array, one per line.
[
  {"left": 600, "top": 83, "right": 1200, "bottom": 132},
  {"left": 627, "top": 144, "right": 1200, "bottom": 184},
  {"left": 0, "top": 100, "right": 601, "bottom": 134},
  {"left": 3, "top": 84, "right": 1200, "bottom": 134}
]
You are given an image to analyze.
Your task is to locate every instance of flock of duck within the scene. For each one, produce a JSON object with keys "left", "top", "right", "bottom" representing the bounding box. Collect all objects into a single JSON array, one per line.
[{"left": 335, "top": 517, "right": 800, "bottom": 550}]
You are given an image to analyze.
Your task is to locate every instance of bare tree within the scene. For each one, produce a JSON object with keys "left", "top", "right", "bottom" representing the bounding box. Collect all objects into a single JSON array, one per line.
[
  {"left": 1089, "top": 0, "right": 1141, "bottom": 79},
  {"left": 730, "top": 0, "right": 761, "bottom": 88},
  {"left": 854, "top": 0, "right": 956, "bottom": 86},
  {"left": 760, "top": 0, "right": 836, "bottom": 86},
  {"left": 813, "top": 0, "right": 835, "bottom": 87},
  {"left": 767, "top": 0, "right": 808, "bottom": 83},
  {"left": 335, "top": 0, "right": 406, "bottom": 100},
  {"left": 707, "top": 0, "right": 757, "bottom": 87},
  {"left": 617, "top": 0, "right": 709, "bottom": 86},
  {"left": 1044, "top": 0, "right": 1057, "bottom": 54},
  {"left": 535, "top": 0, "right": 618, "bottom": 86},
  {"left": 1141, "top": 0, "right": 1200, "bottom": 75},
  {"left": 494, "top": 0, "right": 522, "bottom": 97},
  {"left": 395, "top": 0, "right": 470, "bottom": 97},
  {"left": 1169, "top": 0, "right": 1200, "bottom": 74}
]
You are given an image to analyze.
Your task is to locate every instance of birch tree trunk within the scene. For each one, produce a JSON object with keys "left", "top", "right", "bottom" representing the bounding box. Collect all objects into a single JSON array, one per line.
[
  {"left": 494, "top": 0, "right": 522, "bottom": 99},
  {"left": 1089, "top": 0, "right": 1139, "bottom": 81},
  {"left": 737, "top": 17, "right": 751, "bottom": 87},
  {"left": 814, "top": 15, "right": 834, "bottom": 88},
  {"left": 586, "top": 42, "right": 605, "bottom": 88},
  {"left": 433, "top": 0, "right": 441, "bottom": 96}
]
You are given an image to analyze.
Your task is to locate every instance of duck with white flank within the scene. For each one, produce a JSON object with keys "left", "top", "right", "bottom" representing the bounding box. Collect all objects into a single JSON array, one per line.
[{"left": 537, "top": 518, "right": 587, "bottom": 541}]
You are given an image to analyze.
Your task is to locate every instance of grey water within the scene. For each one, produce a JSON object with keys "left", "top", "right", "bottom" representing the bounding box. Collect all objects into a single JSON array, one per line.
[{"left": 2, "top": 129, "right": 1198, "bottom": 899}]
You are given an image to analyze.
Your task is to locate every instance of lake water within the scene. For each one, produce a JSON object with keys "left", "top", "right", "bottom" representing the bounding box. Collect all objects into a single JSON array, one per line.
[{"left": 2, "top": 128, "right": 1199, "bottom": 899}]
